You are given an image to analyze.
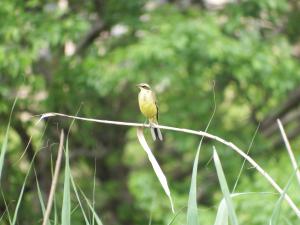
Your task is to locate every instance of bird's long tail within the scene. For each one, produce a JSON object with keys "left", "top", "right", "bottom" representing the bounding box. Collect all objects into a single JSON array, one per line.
[
  {"left": 149, "top": 118, "right": 163, "bottom": 141},
  {"left": 153, "top": 127, "right": 163, "bottom": 141}
]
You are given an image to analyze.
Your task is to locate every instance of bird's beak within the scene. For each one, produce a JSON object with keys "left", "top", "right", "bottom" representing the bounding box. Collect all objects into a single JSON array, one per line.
[{"left": 136, "top": 84, "right": 141, "bottom": 88}]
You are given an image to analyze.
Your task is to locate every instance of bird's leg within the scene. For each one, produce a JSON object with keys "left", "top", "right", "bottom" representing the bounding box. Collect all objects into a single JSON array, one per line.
[
  {"left": 143, "top": 119, "right": 148, "bottom": 128},
  {"left": 148, "top": 121, "right": 154, "bottom": 128}
]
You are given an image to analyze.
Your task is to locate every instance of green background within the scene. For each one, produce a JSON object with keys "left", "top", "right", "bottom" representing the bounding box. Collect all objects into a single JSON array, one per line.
[{"left": 1, "top": 0, "right": 300, "bottom": 224}]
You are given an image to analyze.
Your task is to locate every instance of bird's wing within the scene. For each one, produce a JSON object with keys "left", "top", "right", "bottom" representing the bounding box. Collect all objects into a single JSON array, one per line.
[
  {"left": 152, "top": 91, "right": 159, "bottom": 121},
  {"left": 155, "top": 101, "right": 159, "bottom": 121}
]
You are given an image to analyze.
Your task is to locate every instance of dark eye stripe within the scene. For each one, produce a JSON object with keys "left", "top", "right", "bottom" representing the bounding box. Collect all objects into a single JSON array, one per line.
[{"left": 142, "top": 85, "right": 150, "bottom": 90}]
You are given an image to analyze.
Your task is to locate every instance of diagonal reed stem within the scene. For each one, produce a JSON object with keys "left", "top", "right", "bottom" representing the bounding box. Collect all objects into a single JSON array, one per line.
[{"left": 38, "top": 112, "right": 300, "bottom": 218}]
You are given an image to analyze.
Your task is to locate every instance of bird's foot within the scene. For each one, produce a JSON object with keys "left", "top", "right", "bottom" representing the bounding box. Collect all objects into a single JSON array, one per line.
[{"left": 143, "top": 119, "right": 149, "bottom": 128}]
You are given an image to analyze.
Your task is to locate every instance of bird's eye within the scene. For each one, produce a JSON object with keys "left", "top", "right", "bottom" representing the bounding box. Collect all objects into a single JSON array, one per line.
[{"left": 142, "top": 85, "right": 150, "bottom": 90}]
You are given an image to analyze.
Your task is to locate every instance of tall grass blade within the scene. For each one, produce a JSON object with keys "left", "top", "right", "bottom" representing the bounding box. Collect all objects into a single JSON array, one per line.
[
  {"left": 70, "top": 171, "right": 90, "bottom": 225},
  {"left": 61, "top": 109, "right": 82, "bottom": 225},
  {"left": 214, "top": 198, "right": 228, "bottom": 225},
  {"left": 187, "top": 83, "right": 216, "bottom": 225},
  {"left": 167, "top": 206, "right": 186, "bottom": 225},
  {"left": 213, "top": 147, "right": 239, "bottom": 225},
  {"left": 12, "top": 154, "right": 36, "bottom": 225},
  {"left": 61, "top": 138, "right": 71, "bottom": 225},
  {"left": 1, "top": 190, "right": 12, "bottom": 225},
  {"left": 187, "top": 146, "right": 200, "bottom": 225},
  {"left": 0, "top": 209, "right": 6, "bottom": 222},
  {"left": 148, "top": 196, "right": 154, "bottom": 225},
  {"left": 232, "top": 124, "right": 259, "bottom": 192},
  {"left": 269, "top": 169, "right": 296, "bottom": 225},
  {"left": 92, "top": 159, "right": 96, "bottom": 225},
  {"left": 214, "top": 192, "right": 274, "bottom": 225},
  {"left": 283, "top": 217, "right": 293, "bottom": 225},
  {"left": 34, "top": 169, "right": 51, "bottom": 225},
  {"left": 52, "top": 149, "right": 58, "bottom": 225},
  {"left": 0, "top": 98, "right": 17, "bottom": 180},
  {"left": 54, "top": 201, "right": 58, "bottom": 225},
  {"left": 80, "top": 189, "right": 103, "bottom": 225}
]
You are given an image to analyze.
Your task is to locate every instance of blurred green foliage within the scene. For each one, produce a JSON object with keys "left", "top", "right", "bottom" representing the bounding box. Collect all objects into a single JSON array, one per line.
[{"left": 1, "top": 0, "right": 300, "bottom": 224}]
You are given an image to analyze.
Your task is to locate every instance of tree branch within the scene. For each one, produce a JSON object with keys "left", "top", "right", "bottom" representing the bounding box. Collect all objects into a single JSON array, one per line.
[
  {"left": 74, "top": 20, "right": 106, "bottom": 55},
  {"left": 93, "top": 0, "right": 105, "bottom": 16},
  {"left": 261, "top": 86, "right": 300, "bottom": 130},
  {"left": 262, "top": 107, "right": 300, "bottom": 138},
  {"left": 73, "top": 0, "right": 108, "bottom": 55},
  {"left": 272, "top": 124, "right": 300, "bottom": 150}
]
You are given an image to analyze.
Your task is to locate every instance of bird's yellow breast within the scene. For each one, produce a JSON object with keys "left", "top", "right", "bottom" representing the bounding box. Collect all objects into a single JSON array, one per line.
[{"left": 138, "top": 90, "right": 157, "bottom": 119}]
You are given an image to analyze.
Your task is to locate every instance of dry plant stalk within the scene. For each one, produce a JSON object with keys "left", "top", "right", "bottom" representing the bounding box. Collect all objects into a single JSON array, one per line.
[
  {"left": 38, "top": 112, "right": 300, "bottom": 218},
  {"left": 42, "top": 130, "right": 65, "bottom": 225}
]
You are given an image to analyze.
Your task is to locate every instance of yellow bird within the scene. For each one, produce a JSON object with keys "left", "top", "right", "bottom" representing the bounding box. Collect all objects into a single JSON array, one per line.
[{"left": 137, "top": 83, "right": 163, "bottom": 141}]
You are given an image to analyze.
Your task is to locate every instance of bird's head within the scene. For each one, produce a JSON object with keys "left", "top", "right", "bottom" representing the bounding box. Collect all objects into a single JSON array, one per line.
[{"left": 136, "top": 83, "right": 151, "bottom": 90}]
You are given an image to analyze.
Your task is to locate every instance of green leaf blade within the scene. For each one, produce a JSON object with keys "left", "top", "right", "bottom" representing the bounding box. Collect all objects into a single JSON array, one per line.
[
  {"left": 61, "top": 139, "right": 71, "bottom": 225},
  {"left": 213, "top": 147, "right": 239, "bottom": 225}
]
